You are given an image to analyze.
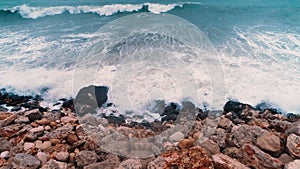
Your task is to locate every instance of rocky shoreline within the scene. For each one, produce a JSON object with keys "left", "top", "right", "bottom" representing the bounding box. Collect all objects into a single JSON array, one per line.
[{"left": 1, "top": 89, "right": 300, "bottom": 169}]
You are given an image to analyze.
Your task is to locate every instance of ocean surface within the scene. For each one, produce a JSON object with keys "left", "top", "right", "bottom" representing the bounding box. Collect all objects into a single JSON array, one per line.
[{"left": 0, "top": 0, "right": 299, "bottom": 114}]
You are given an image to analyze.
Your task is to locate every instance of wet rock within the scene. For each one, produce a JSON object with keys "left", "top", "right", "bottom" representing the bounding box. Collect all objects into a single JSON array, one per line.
[
  {"left": 286, "top": 113, "right": 300, "bottom": 122},
  {"left": 286, "top": 134, "right": 300, "bottom": 158},
  {"left": 147, "top": 156, "right": 165, "bottom": 169},
  {"left": 212, "top": 153, "right": 250, "bottom": 169},
  {"left": 75, "top": 150, "right": 98, "bottom": 167},
  {"left": 0, "top": 106, "right": 8, "bottom": 112},
  {"left": 0, "top": 140, "right": 11, "bottom": 152},
  {"left": 12, "top": 153, "right": 41, "bottom": 169},
  {"left": 169, "top": 131, "right": 185, "bottom": 142},
  {"left": 285, "top": 160, "right": 300, "bottom": 169},
  {"left": 25, "top": 109, "right": 43, "bottom": 122},
  {"left": 223, "top": 101, "right": 246, "bottom": 114},
  {"left": 237, "top": 144, "right": 283, "bottom": 169},
  {"left": 256, "top": 132, "right": 281, "bottom": 154},
  {"left": 161, "top": 114, "right": 178, "bottom": 122},
  {"left": 0, "top": 114, "right": 17, "bottom": 127},
  {"left": 160, "top": 102, "right": 179, "bottom": 116},
  {"left": 11, "top": 106, "right": 21, "bottom": 111},
  {"left": 162, "top": 146, "right": 213, "bottom": 169},
  {"left": 118, "top": 159, "right": 142, "bottom": 169},
  {"left": 105, "top": 115, "right": 125, "bottom": 125},
  {"left": 74, "top": 85, "right": 108, "bottom": 116},
  {"left": 55, "top": 152, "right": 69, "bottom": 162},
  {"left": 41, "top": 159, "right": 67, "bottom": 169},
  {"left": 62, "top": 98, "right": 74, "bottom": 110}
]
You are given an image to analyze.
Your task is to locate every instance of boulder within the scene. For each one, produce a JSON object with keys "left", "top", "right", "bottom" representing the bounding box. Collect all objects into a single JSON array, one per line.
[
  {"left": 286, "top": 134, "right": 300, "bottom": 158},
  {"left": 12, "top": 153, "right": 40, "bottom": 169},
  {"left": 237, "top": 144, "right": 283, "bottom": 169},
  {"left": 256, "top": 132, "right": 281, "bottom": 154},
  {"left": 212, "top": 153, "right": 250, "bottom": 169}
]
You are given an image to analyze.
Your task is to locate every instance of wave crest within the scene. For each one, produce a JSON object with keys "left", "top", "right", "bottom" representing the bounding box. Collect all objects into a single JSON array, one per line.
[{"left": 2, "top": 2, "right": 201, "bottom": 19}]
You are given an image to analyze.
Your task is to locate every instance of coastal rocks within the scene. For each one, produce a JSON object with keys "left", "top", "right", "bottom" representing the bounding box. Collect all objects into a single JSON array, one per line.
[
  {"left": 169, "top": 131, "right": 185, "bottom": 142},
  {"left": 74, "top": 85, "right": 109, "bottom": 116},
  {"left": 256, "top": 132, "right": 281, "bottom": 154},
  {"left": 25, "top": 109, "right": 43, "bottom": 122},
  {"left": 41, "top": 159, "right": 67, "bottom": 169},
  {"left": 286, "top": 134, "right": 300, "bottom": 158},
  {"left": 196, "top": 139, "right": 220, "bottom": 157},
  {"left": 237, "top": 144, "right": 283, "bottom": 169},
  {"left": 0, "top": 114, "right": 17, "bottom": 127},
  {"left": 12, "top": 153, "right": 40, "bottom": 169},
  {"left": 212, "top": 153, "right": 250, "bottom": 169},
  {"left": 177, "top": 138, "right": 195, "bottom": 149},
  {"left": 161, "top": 146, "right": 213, "bottom": 169}
]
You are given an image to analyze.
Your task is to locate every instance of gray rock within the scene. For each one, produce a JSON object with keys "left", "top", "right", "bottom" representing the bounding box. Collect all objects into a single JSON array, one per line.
[
  {"left": 12, "top": 153, "right": 41, "bottom": 169},
  {"left": 147, "top": 156, "right": 165, "bottom": 169},
  {"left": 0, "top": 140, "right": 11, "bottom": 152},
  {"left": 169, "top": 131, "right": 185, "bottom": 142},
  {"left": 75, "top": 150, "right": 98, "bottom": 167}
]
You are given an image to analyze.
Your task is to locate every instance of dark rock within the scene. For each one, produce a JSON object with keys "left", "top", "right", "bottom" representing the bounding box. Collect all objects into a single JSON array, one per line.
[
  {"left": 11, "top": 106, "right": 21, "bottom": 111},
  {"left": 74, "top": 85, "right": 108, "bottom": 116},
  {"left": 223, "top": 101, "right": 245, "bottom": 114},
  {"left": 196, "top": 108, "right": 209, "bottom": 120},
  {"left": 160, "top": 102, "right": 179, "bottom": 116},
  {"left": 286, "top": 113, "right": 300, "bottom": 122},
  {"left": 62, "top": 98, "right": 74, "bottom": 110},
  {"left": 26, "top": 109, "right": 43, "bottom": 122},
  {"left": 255, "top": 102, "right": 281, "bottom": 114},
  {"left": 105, "top": 114, "right": 125, "bottom": 125},
  {"left": 38, "top": 107, "right": 47, "bottom": 113},
  {"left": 161, "top": 114, "right": 178, "bottom": 122},
  {"left": 0, "top": 106, "right": 8, "bottom": 112}
]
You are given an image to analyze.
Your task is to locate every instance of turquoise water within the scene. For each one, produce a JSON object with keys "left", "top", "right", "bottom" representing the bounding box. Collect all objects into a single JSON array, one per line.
[{"left": 0, "top": 0, "right": 299, "bottom": 113}]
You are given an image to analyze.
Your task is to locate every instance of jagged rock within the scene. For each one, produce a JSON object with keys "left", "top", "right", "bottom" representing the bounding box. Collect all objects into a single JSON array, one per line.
[
  {"left": 222, "top": 147, "right": 239, "bottom": 159},
  {"left": 75, "top": 150, "right": 98, "bottom": 167},
  {"left": 117, "top": 159, "right": 142, "bottom": 169},
  {"left": 218, "top": 116, "right": 233, "bottom": 129},
  {"left": 286, "top": 124, "right": 300, "bottom": 136},
  {"left": 256, "top": 132, "right": 281, "bottom": 153},
  {"left": 237, "top": 144, "right": 283, "bottom": 169},
  {"left": 212, "top": 153, "right": 250, "bottom": 169},
  {"left": 286, "top": 134, "right": 300, "bottom": 158},
  {"left": 210, "top": 128, "right": 227, "bottom": 148},
  {"left": 0, "top": 114, "right": 17, "bottom": 127},
  {"left": 41, "top": 159, "right": 67, "bottom": 169},
  {"left": 12, "top": 153, "right": 41, "bottom": 169},
  {"left": 285, "top": 160, "right": 300, "bottom": 169},
  {"left": 162, "top": 146, "right": 213, "bottom": 169},
  {"left": 196, "top": 139, "right": 220, "bottom": 157}
]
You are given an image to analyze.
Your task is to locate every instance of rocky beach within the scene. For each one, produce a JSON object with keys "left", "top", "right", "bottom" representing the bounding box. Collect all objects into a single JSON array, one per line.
[{"left": 0, "top": 87, "right": 300, "bottom": 169}]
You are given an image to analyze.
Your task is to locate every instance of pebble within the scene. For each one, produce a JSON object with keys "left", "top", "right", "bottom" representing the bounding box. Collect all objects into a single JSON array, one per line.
[
  {"left": 55, "top": 152, "right": 69, "bottom": 162},
  {"left": 24, "top": 142, "right": 35, "bottom": 151},
  {"left": 0, "top": 151, "right": 10, "bottom": 159},
  {"left": 169, "top": 131, "right": 185, "bottom": 142},
  {"left": 36, "top": 152, "right": 48, "bottom": 165}
]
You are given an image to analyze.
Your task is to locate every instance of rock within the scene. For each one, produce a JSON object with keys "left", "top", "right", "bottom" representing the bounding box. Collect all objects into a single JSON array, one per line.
[
  {"left": 169, "top": 131, "right": 185, "bottom": 142},
  {"left": 212, "top": 153, "right": 250, "bottom": 169},
  {"left": 222, "top": 147, "right": 239, "bottom": 159},
  {"left": 41, "top": 159, "right": 67, "bottom": 169},
  {"left": 223, "top": 101, "right": 245, "bottom": 114},
  {"left": 256, "top": 132, "right": 281, "bottom": 153},
  {"left": 161, "top": 114, "right": 178, "bottom": 122},
  {"left": 74, "top": 85, "right": 109, "bottom": 116},
  {"left": 36, "top": 141, "right": 52, "bottom": 151},
  {"left": 62, "top": 98, "right": 74, "bottom": 110},
  {"left": 210, "top": 128, "right": 227, "bottom": 148},
  {"left": 105, "top": 115, "right": 125, "bottom": 125},
  {"left": 30, "top": 126, "right": 44, "bottom": 133},
  {"left": 0, "top": 151, "right": 10, "bottom": 159},
  {"left": 83, "top": 162, "right": 120, "bottom": 169},
  {"left": 24, "top": 142, "right": 35, "bottom": 151},
  {"left": 147, "top": 156, "right": 165, "bottom": 169},
  {"left": 61, "top": 116, "right": 77, "bottom": 124},
  {"left": 11, "top": 106, "right": 21, "bottom": 111},
  {"left": 12, "top": 153, "right": 41, "bottom": 169},
  {"left": 218, "top": 116, "right": 233, "bottom": 129},
  {"left": 160, "top": 102, "right": 179, "bottom": 116},
  {"left": 36, "top": 118, "right": 50, "bottom": 125},
  {"left": 278, "top": 153, "right": 294, "bottom": 164},
  {"left": 117, "top": 159, "right": 142, "bottom": 169},
  {"left": 48, "top": 123, "right": 73, "bottom": 140},
  {"left": 36, "top": 152, "right": 48, "bottom": 165},
  {"left": 66, "top": 134, "right": 79, "bottom": 145},
  {"left": 287, "top": 134, "right": 300, "bottom": 158},
  {"left": 286, "top": 124, "right": 300, "bottom": 136},
  {"left": 177, "top": 138, "right": 194, "bottom": 149},
  {"left": 0, "top": 112, "right": 13, "bottom": 120},
  {"left": 75, "top": 150, "right": 98, "bottom": 167},
  {"left": 55, "top": 152, "right": 69, "bottom": 162},
  {"left": 0, "top": 114, "right": 17, "bottom": 127},
  {"left": 50, "top": 138, "right": 61, "bottom": 145},
  {"left": 25, "top": 109, "right": 43, "bottom": 122},
  {"left": 237, "top": 144, "right": 283, "bottom": 169},
  {"left": 15, "top": 116, "right": 29, "bottom": 123},
  {"left": 285, "top": 160, "right": 300, "bottom": 169},
  {"left": 162, "top": 146, "right": 213, "bottom": 169},
  {"left": 196, "top": 139, "right": 220, "bottom": 157},
  {"left": 0, "top": 157, "right": 5, "bottom": 167},
  {"left": 0, "top": 140, "right": 11, "bottom": 152}
]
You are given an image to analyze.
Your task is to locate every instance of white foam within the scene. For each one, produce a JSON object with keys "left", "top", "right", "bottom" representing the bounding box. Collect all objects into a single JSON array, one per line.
[{"left": 4, "top": 2, "right": 201, "bottom": 19}]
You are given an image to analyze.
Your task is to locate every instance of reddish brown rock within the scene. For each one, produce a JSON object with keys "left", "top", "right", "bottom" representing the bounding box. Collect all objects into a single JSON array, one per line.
[
  {"left": 147, "top": 156, "right": 165, "bottom": 169},
  {"left": 75, "top": 150, "right": 98, "bottom": 167},
  {"left": 286, "top": 134, "right": 300, "bottom": 158},
  {"left": 0, "top": 114, "right": 17, "bottom": 127},
  {"left": 0, "top": 112, "right": 13, "bottom": 120},
  {"left": 36, "top": 118, "right": 50, "bottom": 125},
  {"left": 162, "top": 146, "right": 213, "bottom": 169},
  {"left": 278, "top": 153, "right": 294, "bottom": 164},
  {"left": 177, "top": 138, "right": 194, "bottom": 149},
  {"left": 237, "top": 144, "right": 283, "bottom": 169},
  {"left": 212, "top": 153, "right": 250, "bottom": 169},
  {"left": 117, "top": 159, "right": 142, "bottom": 169},
  {"left": 41, "top": 159, "right": 67, "bottom": 169},
  {"left": 196, "top": 139, "right": 220, "bottom": 157},
  {"left": 218, "top": 116, "right": 233, "bottom": 129},
  {"left": 222, "top": 147, "right": 239, "bottom": 159},
  {"left": 256, "top": 132, "right": 281, "bottom": 153},
  {"left": 66, "top": 134, "right": 79, "bottom": 145}
]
